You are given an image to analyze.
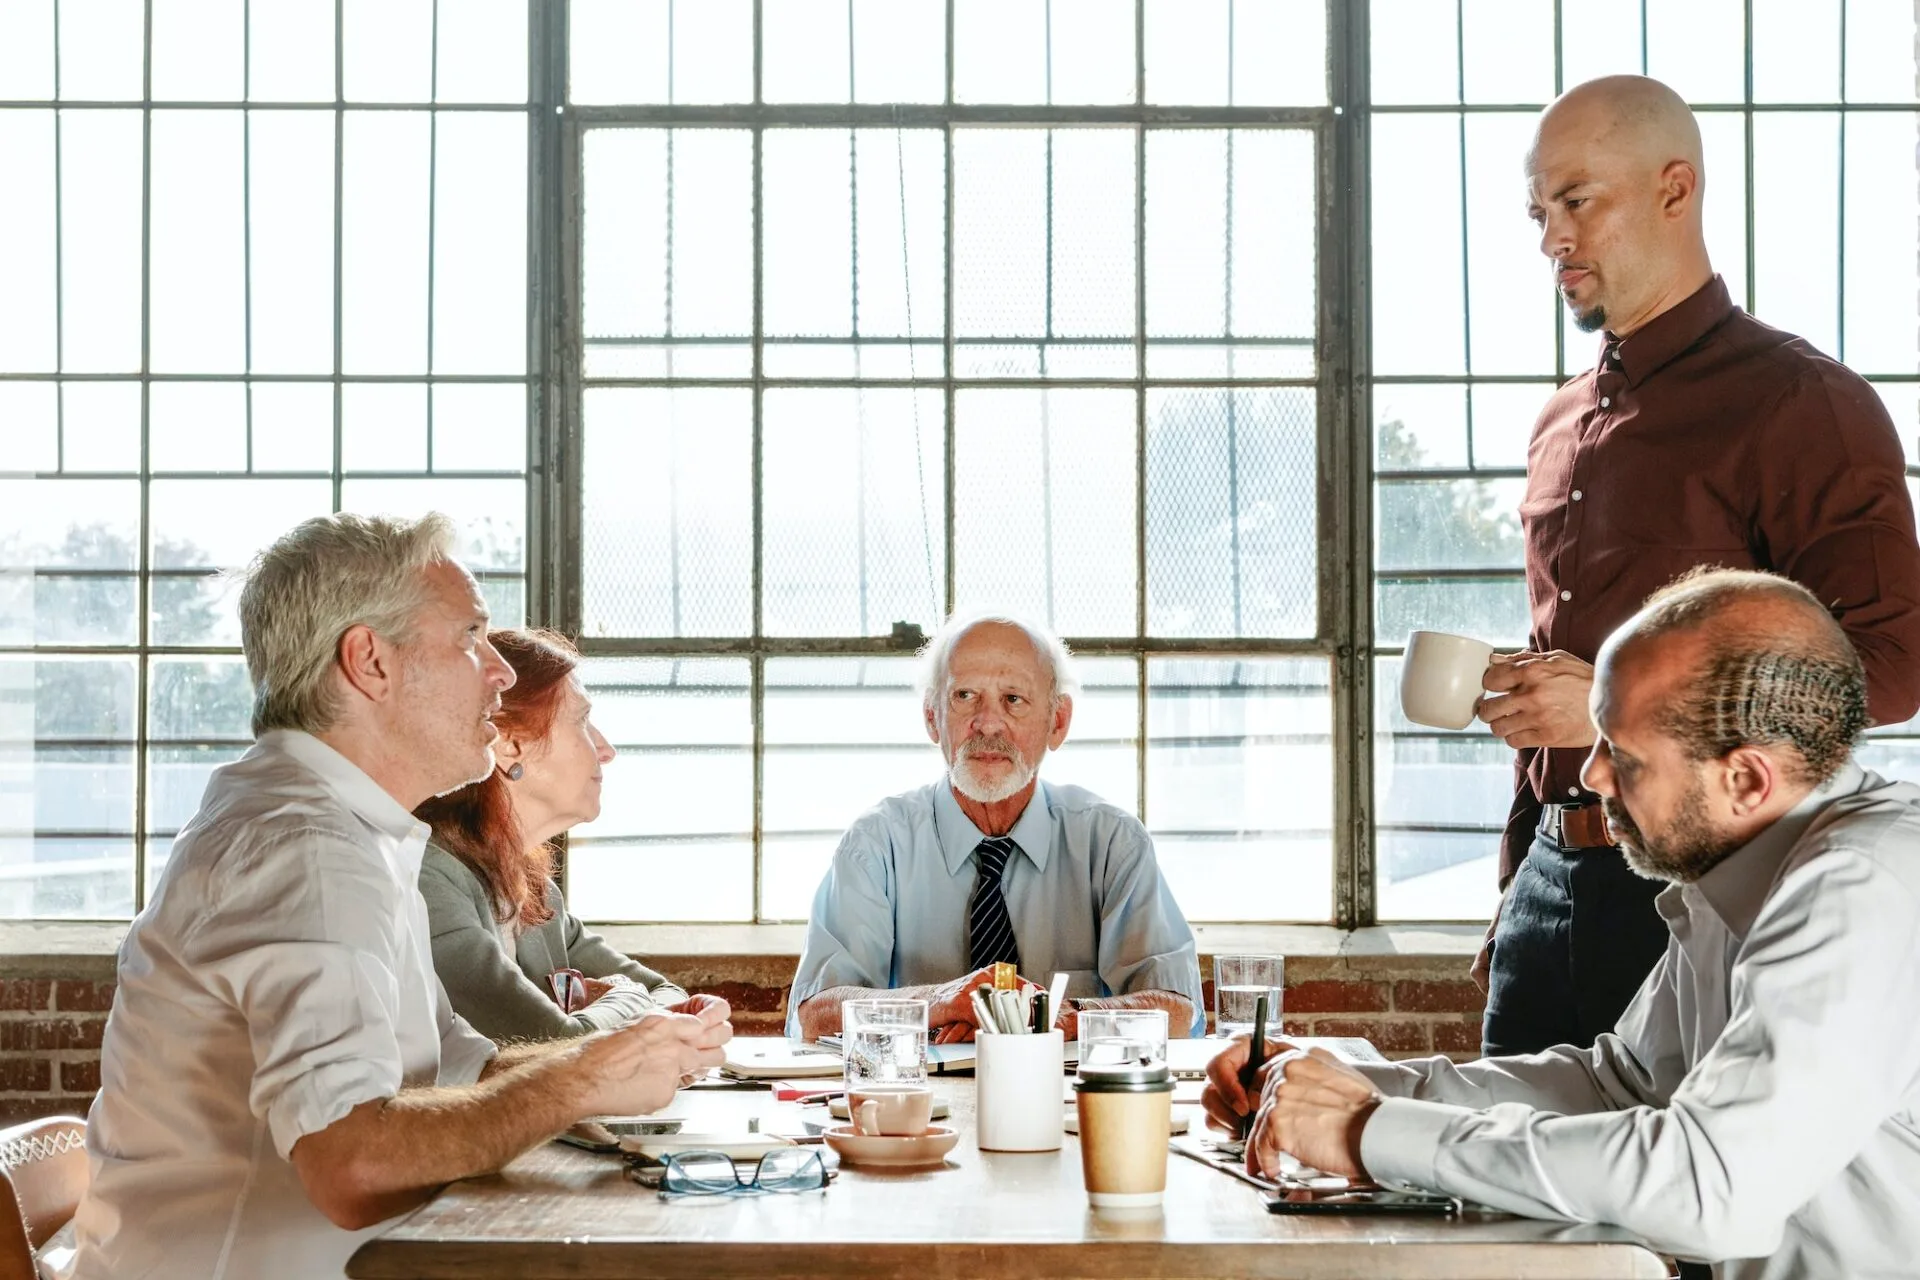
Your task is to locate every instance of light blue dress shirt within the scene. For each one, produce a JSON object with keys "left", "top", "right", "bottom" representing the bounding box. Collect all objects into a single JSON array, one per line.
[{"left": 787, "top": 778, "right": 1205, "bottom": 1037}]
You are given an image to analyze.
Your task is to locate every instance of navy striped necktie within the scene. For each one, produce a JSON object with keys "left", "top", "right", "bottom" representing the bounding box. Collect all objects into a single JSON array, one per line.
[{"left": 968, "top": 836, "right": 1022, "bottom": 972}]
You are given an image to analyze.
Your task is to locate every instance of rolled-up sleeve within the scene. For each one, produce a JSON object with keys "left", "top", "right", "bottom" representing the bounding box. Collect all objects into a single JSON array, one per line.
[
  {"left": 188, "top": 830, "right": 419, "bottom": 1160},
  {"left": 434, "top": 988, "right": 497, "bottom": 1087},
  {"left": 785, "top": 826, "right": 895, "bottom": 1037},
  {"left": 1093, "top": 821, "right": 1206, "bottom": 1036}
]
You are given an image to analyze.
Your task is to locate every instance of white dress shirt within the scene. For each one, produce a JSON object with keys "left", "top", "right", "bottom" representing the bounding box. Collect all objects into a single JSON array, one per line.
[
  {"left": 70, "top": 731, "right": 497, "bottom": 1280},
  {"left": 1355, "top": 761, "right": 1920, "bottom": 1279},
  {"left": 788, "top": 779, "right": 1205, "bottom": 1036}
]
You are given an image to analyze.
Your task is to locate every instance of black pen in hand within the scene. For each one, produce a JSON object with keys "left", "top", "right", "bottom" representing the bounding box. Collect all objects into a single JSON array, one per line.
[{"left": 1235, "top": 992, "right": 1270, "bottom": 1141}]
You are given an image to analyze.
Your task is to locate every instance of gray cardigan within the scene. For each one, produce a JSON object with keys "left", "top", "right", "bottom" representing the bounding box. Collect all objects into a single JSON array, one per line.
[{"left": 419, "top": 843, "right": 688, "bottom": 1042}]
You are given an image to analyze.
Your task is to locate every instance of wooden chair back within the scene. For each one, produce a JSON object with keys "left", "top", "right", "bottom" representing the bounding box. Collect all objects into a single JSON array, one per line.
[{"left": 0, "top": 1119, "right": 88, "bottom": 1280}]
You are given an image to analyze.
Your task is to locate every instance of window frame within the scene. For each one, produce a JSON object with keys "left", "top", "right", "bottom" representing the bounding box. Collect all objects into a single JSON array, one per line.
[{"left": 543, "top": 0, "right": 1370, "bottom": 925}]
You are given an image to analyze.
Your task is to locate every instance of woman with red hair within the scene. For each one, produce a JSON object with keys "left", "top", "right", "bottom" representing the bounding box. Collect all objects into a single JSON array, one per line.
[{"left": 415, "top": 628, "right": 719, "bottom": 1039}]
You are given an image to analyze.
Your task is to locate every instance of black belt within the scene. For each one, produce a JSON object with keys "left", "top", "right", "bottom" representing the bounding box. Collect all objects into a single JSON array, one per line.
[{"left": 1538, "top": 802, "right": 1616, "bottom": 850}]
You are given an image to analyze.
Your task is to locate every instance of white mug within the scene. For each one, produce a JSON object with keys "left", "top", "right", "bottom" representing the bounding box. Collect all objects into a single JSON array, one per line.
[{"left": 1400, "top": 630, "right": 1496, "bottom": 730}]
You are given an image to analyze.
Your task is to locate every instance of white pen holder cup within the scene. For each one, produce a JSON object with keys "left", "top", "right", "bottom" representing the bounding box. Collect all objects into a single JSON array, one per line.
[{"left": 975, "top": 1029, "right": 1066, "bottom": 1152}]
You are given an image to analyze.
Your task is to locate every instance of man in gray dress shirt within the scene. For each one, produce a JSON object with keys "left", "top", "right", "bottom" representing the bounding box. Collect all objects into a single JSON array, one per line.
[
  {"left": 1204, "top": 568, "right": 1920, "bottom": 1280},
  {"left": 788, "top": 614, "right": 1205, "bottom": 1042}
]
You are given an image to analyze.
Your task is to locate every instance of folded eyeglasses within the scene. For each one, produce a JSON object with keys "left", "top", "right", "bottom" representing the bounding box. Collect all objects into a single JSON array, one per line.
[{"left": 657, "top": 1148, "right": 828, "bottom": 1198}]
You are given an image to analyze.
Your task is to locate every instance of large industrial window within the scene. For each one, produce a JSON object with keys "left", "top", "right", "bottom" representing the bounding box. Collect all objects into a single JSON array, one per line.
[
  {"left": 1368, "top": 0, "right": 1920, "bottom": 920},
  {"left": 0, "top": 0, "right": 535, "bottom": 916},
  {"left": 6, "top": 0, "right": 1918, "bottom": 929},
  {"left": 561, "top": 0, "right": 1341, "bottom": 924}
]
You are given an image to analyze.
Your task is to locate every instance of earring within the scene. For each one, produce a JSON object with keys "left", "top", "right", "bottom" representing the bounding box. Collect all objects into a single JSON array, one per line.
[{"left": 505, "top": 763, "right": 524, "bottom": 781}]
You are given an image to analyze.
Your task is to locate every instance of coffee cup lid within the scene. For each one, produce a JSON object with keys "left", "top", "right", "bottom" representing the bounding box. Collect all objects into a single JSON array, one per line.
[{"left": 1074, "top": 1056, "right": 1171, "bottom": 1089}]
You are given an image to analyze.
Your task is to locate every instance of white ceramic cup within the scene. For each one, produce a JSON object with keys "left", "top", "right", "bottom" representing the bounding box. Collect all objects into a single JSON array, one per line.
[
  {"left": 1400, "top": 630, "right": 1496, "bottom": 730},
  {"left": 850, "top": 1084, "right": 935, "bottom": 1137},
  {"left": 975, "top": 1030, "right": 1065, "bottom": 1152}
]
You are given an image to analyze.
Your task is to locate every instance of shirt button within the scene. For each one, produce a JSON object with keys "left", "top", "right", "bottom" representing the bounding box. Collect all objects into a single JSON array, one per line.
[
  {"left": 1568, "top": 786, "right": 1580, "bottom": 797},
  {"left": 1560, "top": 589, "right": 1573, "bottom": 601},
  {"left": 1599, "top": 396, "right": 1611, "bottom": 409},
  {"left": 1571, "top": 489, "right": 1583, "bottom": 501}
]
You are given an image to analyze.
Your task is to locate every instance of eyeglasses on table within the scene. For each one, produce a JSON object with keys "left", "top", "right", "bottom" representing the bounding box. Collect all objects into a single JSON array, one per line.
[{"left": 657, "top": 1148, "right": 829, "bottom": 1198}]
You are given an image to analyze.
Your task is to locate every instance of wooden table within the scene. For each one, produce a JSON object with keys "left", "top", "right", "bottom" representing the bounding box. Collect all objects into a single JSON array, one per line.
[{"left": 349, "top": 1080, "right": 1667, "bottom": 1280}]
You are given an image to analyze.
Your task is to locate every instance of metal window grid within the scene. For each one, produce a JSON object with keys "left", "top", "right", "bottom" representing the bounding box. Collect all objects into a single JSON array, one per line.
[
  {"left": 548, "top": 0, "right": 1364, "bottom": 925},
  {"left": 11, "top": 0, "right": 1919, "bottom": 925},
  {"left": 0, "top": 0, "right": 542, "bottom": 914},
  {"left": 1368, "top": 0, "right": 1920, "bottom": 893}
]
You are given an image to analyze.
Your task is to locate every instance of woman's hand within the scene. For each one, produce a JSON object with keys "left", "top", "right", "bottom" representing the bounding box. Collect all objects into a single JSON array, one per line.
[{"left": 665, "top": 993, "right": 732, "bottom": 1021}]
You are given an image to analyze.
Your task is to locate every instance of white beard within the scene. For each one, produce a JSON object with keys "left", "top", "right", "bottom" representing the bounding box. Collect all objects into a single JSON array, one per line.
[{"left": 949, "top": 742, "right": 1037, "bottom": 804}]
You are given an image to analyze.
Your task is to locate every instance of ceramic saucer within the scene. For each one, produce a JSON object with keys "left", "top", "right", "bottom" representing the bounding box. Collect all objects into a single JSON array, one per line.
[{"left": 821, "top": 1123, "right": 959, "bottom": 1167}]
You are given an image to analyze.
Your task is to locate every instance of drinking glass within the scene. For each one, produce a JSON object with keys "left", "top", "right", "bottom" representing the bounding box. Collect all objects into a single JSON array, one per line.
[
  {"left": 1077, "top": 1008, "right": 1168, "bottom": 1069},
  {"left": 1212, "top": 954, "right": 1285, "bottom": 1037},
  {"left": 840, "top": 998, "right": 929, "bottom": 1091}
]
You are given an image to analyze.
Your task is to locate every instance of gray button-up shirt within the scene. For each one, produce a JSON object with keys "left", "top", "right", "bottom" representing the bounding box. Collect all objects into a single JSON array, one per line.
[
  {"left": 1356, "top": 761, "right": 1920, "bottom": 1279},
  {"left": 787, "top": 779, "right": 1205, "bottom": 1036}
]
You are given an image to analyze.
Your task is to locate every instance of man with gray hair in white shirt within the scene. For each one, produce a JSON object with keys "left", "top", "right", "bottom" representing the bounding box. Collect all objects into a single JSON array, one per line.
[
  {"left": 1205, "top": 567, "right": 1920, "bottom": 1279},
  {"left": 71, "top": 512, "right": 732, "bottom": 1280}
]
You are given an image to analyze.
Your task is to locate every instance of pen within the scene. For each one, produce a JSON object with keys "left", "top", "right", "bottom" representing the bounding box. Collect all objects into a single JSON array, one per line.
[
  {"left": 993, "top": 988, "right": 1020, "bottom": 1034},
  {"left": 1237, "top": 992, "right": 1270, "bottom": 1140},
  {"left": 971, "top": 985, "right": 997, "bottom": 1034},
  {"left": 1031, "top": 992, "right": 1049, "bottom": 1034}
]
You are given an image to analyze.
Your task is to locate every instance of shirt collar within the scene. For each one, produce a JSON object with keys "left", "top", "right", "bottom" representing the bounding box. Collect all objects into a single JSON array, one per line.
[
  {"left": 934, "top": 778, "right": 1055, "bottom": 876},
  {"left": 1690, "top": 758, "right": 1869, "bottom": 941},
  {"left": 1602, "top": 274, "right": 1735, "bottom": 389},
  {"left": 260, "top": 729, "right": 432, "bottom": 853}
]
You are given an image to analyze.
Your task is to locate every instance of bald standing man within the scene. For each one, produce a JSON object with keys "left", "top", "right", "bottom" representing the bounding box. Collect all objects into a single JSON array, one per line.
[
  {"left": 1470, "top": 75, "right": 1920, "bottom": 1055},
  {"left": 1209, "top": 570, "right": 1920, "bottom": 1279}
]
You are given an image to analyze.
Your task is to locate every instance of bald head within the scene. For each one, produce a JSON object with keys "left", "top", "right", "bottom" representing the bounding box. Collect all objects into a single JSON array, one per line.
[
  {"left": 1533, "top": 75, "right": 1704, "bottom": 187},
  {"left": 1526, "top": 75, "right": 1713, "bottom": 338},
  {"left": 1604, "top": 569, "right": 1867, "bottom": 785}
]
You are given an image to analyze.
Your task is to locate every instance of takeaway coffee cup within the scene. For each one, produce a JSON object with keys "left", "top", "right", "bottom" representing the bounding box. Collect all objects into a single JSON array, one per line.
[
  {"left": 850, "top": 1084, "right": 935, "bottom": 1137},
  {"left": 1399, "top": 630, "right": 1496, "bottom": 730},
  {"left": 1073, "top": 1056, "right": 1174, "bottom": 1209},
  {"left": 975, "top": 1029, "right": 1065, "bottom": 1152}
]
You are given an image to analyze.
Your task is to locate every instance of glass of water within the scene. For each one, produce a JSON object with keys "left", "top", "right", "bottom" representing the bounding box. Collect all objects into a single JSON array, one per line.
[
  {"left": 1212, "top": 954, "right": 1284, "bottom": 1037},
  {"left": 1077, "top": 1008, "right": 1169, "bottom": 1068},
  {"left": 840, "top": 998, "right": 929, "bottom": 1090}
]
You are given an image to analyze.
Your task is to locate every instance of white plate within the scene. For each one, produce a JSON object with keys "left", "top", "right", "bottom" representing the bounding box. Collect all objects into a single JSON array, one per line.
[{"left": 619, "top": 1131, "right": 797, "bottom": 1161}]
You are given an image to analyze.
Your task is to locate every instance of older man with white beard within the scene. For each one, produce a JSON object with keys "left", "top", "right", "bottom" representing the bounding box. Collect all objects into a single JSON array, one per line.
[{"left": 787, "top": 615, "right": 1204, "bottom": 1042}]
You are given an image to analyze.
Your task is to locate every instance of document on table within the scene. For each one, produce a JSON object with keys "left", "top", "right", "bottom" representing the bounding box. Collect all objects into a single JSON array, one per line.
[
  {"left": 720, "top": 1037, "right": 844, "bottom": 1079},
  {"left": 817, "top": 1034, "right": 979, "bottom": 1072}
]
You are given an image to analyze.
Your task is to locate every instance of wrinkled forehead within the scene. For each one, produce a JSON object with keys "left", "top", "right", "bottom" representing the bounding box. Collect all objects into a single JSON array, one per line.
[
  {"left": 946, "top": 622, "right": 1049, "bottom": 687},
  {"left": 1595, "top": 631, "right": 1694, "bottom": 740},
  {"left": 418, "top": 558, "right": 488, "bottom": 620}
]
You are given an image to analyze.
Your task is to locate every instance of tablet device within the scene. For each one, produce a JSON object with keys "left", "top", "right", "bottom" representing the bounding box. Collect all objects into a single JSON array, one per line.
[{"left": 1265, "top": 1187, "right": 1459, "bottom": 1215}]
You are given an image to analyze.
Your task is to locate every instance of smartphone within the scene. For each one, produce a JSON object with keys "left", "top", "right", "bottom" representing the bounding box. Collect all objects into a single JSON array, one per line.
[
  {"left": 1265, "top": 1187, "right": 1460, "bottom": 1215},
  {"left": 558, "top": 1118, "right": 684, "bottom": 1152}
]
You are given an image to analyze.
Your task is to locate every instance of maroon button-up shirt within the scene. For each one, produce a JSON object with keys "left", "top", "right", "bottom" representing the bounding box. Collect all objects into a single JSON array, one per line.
[{"left": 1502, "top": 274, "right": 1920, "bottom": 883}]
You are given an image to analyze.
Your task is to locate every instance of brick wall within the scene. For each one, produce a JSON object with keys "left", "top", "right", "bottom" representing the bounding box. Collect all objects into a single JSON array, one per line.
[
  {"left": 0, "top": 973, "right": 115, "bottom": 1125},
  {"left": 0, "top": 950, "right": 1485, "bottom": 1124}
]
